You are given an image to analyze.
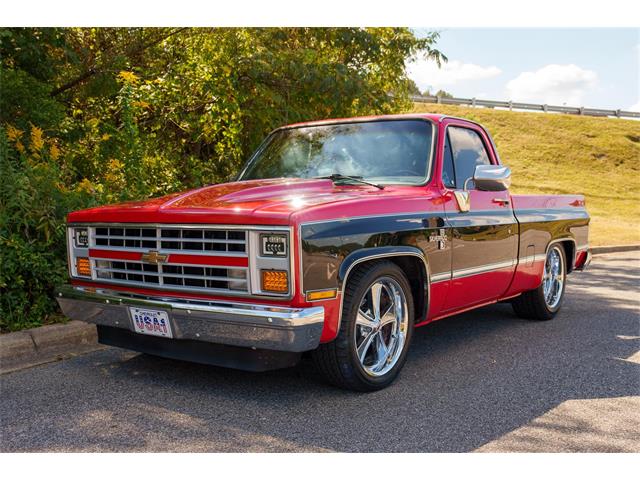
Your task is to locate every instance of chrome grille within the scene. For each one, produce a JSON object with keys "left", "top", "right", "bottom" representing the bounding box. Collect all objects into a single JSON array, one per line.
[
  {"left": 93, "top": 226, "right": 247, "bottom": 254},
  {"left": 93, "top": 259, "right": 248, "bottom": 293}
]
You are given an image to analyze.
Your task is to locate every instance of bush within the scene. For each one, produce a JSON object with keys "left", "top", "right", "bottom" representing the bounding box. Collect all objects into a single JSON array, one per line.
[{"left": 0, "top": 125, "right": 94, "bottom": 331}]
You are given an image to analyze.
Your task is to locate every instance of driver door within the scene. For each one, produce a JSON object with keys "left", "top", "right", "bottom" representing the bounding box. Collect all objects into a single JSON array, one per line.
[{"left": 441, "top": 121, "right": 518, "bottom": 312}]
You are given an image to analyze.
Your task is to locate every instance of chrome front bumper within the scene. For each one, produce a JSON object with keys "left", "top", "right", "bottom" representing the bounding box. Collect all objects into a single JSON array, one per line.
[{"left": 56, "top": 285, "right": 324, "bottom": 353}]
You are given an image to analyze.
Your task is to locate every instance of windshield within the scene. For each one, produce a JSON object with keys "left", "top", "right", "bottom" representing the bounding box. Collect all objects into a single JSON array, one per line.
[{"left": 239, "top": 120, "right": 434, "bottom": 185}]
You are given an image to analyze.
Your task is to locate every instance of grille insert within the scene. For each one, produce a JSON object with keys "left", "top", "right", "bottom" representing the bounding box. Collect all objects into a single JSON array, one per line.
[
  {"left": 94, "top": 259, "right": 248, "bottom": 292},
  {"left": 93, "top": 227, "right": 247, "bottom": 254}
]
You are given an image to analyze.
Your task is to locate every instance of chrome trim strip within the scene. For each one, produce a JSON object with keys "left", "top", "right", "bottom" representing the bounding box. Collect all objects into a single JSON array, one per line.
[
  {"left": 56, "top": 285, "right": 324, "bottom": 352},
  {"left": 432, "top": 255, "right": 550, "bottom": 284},
  {"left": 430, "top": 272, "right": 450, "bottom": 283},
  {"left": 451, "top": 259, "right": 515, "bottom": 280}
]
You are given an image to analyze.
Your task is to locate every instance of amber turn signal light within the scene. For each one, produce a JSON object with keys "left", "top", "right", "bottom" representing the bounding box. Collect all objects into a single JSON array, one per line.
[
  {"left": 261, "top": 270, "right": 288, "bottom": 293},
  {"left": 76, "top": 257, "right": 91, "bottom": 277}
]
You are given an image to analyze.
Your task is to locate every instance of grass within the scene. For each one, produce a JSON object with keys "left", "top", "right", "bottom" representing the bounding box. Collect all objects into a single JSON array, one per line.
[{"left": 410, "top": 103, "right": 640, "bottom": 246}]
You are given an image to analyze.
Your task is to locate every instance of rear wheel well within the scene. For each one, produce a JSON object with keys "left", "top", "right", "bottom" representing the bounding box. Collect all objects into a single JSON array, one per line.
[
  {"left": 555, "top": 240, "right": 575, "bottom": 273},
  {"left": 347, "top": 256, "right": 428, "bottom": 323}
]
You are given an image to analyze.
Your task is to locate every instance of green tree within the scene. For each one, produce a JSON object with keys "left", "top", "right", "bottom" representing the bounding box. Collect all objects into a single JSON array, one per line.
[
  {"left": 0, "top": 27, "right": 445, "bottom": 331},
  {"left": 422, "top": 88, "right": 454, "bottom": 98}
]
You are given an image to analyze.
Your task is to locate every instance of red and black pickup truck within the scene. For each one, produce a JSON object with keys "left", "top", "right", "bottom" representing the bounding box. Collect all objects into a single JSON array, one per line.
[{"left": 57, "top": 113, "right": 591, "bottom": 391}]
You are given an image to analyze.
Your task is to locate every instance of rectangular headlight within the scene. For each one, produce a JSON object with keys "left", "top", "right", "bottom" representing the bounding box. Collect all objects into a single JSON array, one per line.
[
  {"left": 260, "top": 233, "right": 287, "bottom": 257},
  {"left": 74, "top": 227, "right": 89, "bottom": 248}
]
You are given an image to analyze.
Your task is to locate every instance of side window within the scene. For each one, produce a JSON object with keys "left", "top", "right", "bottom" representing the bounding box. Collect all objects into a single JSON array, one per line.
[
  {"left": 442, "top": 134, "right": 456, "bottom": 189},
  {"left": 448, "top": 126, "right": 491, "bottom": 189}
]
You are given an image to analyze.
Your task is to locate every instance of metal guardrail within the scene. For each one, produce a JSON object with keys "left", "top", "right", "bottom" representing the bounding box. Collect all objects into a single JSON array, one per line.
[{"left": 410, "top": 95, "right": 640, "bottom": 119}]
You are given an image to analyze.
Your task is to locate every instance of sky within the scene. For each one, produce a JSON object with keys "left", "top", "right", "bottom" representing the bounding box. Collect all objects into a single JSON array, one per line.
[{"left": 408, "top": 28, "right": 640, "bottom": 111}]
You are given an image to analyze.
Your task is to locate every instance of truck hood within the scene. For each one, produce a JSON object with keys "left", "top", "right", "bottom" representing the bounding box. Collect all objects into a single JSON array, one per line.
[{"left": 67, "top": 178, "right": 395, "bottom": 225}]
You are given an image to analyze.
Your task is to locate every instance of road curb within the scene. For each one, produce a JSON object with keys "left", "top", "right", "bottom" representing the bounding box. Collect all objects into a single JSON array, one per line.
[
  {"left": 591, "top": 244, "right": 640, "bottom": 255},
  {"left": 0, "top": 321, "right": 101, "bottom": 374}
]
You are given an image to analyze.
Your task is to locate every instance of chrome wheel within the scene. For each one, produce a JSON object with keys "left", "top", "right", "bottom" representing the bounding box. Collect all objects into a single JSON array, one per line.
[
  {"left": 354, "top": 277, "right": 409, "bottom": 377},
  {"left": 543, "top": 246, "right": 565, "bottom": 309}
]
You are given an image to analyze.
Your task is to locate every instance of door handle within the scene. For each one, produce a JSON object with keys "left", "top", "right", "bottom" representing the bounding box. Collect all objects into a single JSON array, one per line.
[{"left": 492, "top": 198, "right": 510, "bottom": 206}]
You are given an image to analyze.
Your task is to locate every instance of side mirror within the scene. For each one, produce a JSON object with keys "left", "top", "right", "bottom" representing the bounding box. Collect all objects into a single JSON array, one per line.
[
  {"left": 468, "top": 164, "right": 512, "bottom": 192},
  {"left": 455, "top": 164, "right": 512, "bottom": 212}
]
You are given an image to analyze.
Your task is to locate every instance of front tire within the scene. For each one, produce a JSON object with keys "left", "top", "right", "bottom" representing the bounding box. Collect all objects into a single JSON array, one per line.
[
  {"left": 312, "top": 261, "right": 414, "bottom": 391},
  {"left": 512, "top": 244, "right": 567, "bottom": 320}
]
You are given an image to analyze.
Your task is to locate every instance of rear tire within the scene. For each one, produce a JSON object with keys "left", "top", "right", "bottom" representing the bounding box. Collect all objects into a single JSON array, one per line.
[
  {"left": 512, "top": 244, "right": 567, "bottom": 321},
  {"left": 312, "top": 261, "right": 415, "bottom": 391}
]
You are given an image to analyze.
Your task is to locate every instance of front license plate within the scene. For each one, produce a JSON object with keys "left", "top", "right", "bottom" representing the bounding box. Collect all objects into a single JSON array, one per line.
[{"left": 130, "top": 307, "right": 173, "bottom": 338}]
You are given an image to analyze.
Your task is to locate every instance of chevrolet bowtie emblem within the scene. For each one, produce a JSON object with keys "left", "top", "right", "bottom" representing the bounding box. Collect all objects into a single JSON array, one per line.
[{"left": 141, "top": 251, "right": 168, "bottom": 264}]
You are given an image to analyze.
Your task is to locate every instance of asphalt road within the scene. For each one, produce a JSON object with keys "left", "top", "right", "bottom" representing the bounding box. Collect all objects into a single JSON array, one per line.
[{"left": 1, "top": 252, "right": 639, "bottom": 452}]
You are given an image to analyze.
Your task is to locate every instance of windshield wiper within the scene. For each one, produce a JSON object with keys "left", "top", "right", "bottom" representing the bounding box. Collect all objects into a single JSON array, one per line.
[{"left": 318, "top": 174, "right": 385, "bottom": 190}]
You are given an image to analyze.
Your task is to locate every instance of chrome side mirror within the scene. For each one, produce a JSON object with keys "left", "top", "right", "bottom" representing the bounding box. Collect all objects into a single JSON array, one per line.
[
  {"left": 467, "top": 164, "right": 512, "bottom": 192},
  {"left": 455, "top": 164, "right": 512, "bottom": 212}
]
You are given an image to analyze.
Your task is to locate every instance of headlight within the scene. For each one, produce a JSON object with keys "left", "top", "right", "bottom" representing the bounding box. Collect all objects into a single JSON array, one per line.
[
  {"left": 260, "top": 233, "right": 287, "bottom": 257},
  {"left": 74, "top": 227, "right": 89, "bottom": 248}
]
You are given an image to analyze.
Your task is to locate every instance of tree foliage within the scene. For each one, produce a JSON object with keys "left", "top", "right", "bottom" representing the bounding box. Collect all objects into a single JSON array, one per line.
[
  {"left": 0, "top": 27, "right": 445, "bottom": 331},
  {"left": 422, "top": 88, "right": 454, "bottom": 98}
]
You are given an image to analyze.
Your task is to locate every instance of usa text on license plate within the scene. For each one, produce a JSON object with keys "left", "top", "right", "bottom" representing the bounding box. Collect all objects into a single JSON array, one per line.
[{"left": 130, "top": 307, "right": 173, "bottom": 338}]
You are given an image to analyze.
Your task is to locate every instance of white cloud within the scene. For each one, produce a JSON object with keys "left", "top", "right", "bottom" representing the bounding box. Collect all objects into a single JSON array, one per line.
[
  {"left": 407, "top": 59, "right": 502, "bottom": 92},
  {"left": 506, "top": 64, "right": 598, "bottom": 106},
  {"left": 629, "top": 101, "right": 640, "bottom": 112}
]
